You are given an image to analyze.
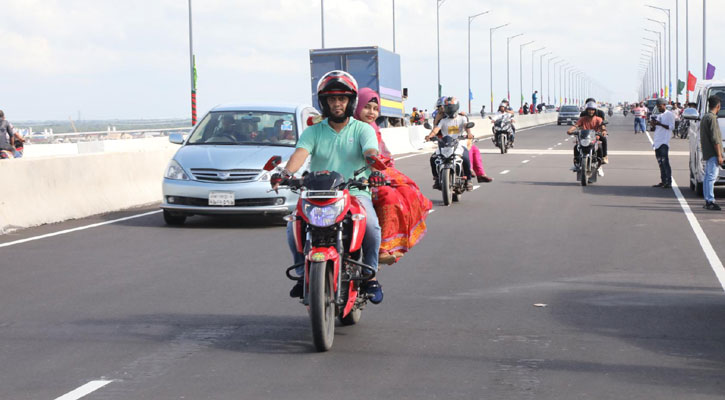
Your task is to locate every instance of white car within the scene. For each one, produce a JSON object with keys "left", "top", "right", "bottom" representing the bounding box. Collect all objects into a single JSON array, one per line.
[
  {"left": 682, "top": 80, "right": 725, "bottom": 195},
  {"left": 161, "top": 104, "right": 318, "bottom": 225}
]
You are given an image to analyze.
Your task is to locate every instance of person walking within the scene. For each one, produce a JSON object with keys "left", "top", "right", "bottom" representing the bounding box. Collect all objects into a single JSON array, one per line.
[
  {"left": 480, "top": 105, "right": 486, "bottom": 118},
  {"left": 701, "top": 95, "right": 723, "bottom": 210},
  {"left": 650, "top": 98, "right": 675, "bottom": 188},
  {"left": 0, "top": 110, "right": 16, "bottom": 155},
  {"left": 532, "top": 90, "right": 538, "bottom": 111},
  {"left": 633, "top": 102, "right": 646, "bottom": 134}
]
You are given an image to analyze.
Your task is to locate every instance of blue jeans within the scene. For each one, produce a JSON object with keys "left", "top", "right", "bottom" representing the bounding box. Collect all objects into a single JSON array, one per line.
[
  {"left": 704, "top": 156, "right": 721, "bottom": 203},
  {"left": 655, "top": 145, "right": 672, "bottom": 185},
  {"left": 634, "top": 117, "right": 646, "bottom": 133},
  {"left": 287, "top": 195, "right": 381, "bottom": 276}
]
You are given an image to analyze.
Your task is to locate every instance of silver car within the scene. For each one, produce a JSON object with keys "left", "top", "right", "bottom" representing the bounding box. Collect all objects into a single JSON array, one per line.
[{"left": 161, "top": 104, "right": 319, "bottom": 225}]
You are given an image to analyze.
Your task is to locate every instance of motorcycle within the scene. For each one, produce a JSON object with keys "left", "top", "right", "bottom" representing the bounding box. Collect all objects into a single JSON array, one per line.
[
  {"left": 572, "top": 129, "right": 603, "bottom": 186},
  {"left": 623, "top": 109, "right": 629, "bottom": 117},
  {"left": 607, "top": 109, "right": 614, "bottom": 117},
  {"left": 674, "top": 119, "right": 689, "bottom": 139},
  {"left": 491, "top": 114, "right": 514, "bottom": 154},
  {"left": 264, "top": 155, "right": 388, "bottom": 352},
  {"left": 428, "top": 122, "right": 475, "bottom": 205}
]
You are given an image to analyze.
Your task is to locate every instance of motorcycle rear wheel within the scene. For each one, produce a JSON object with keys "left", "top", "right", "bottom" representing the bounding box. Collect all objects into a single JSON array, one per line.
[
  {"left": 309, "top": 261, "right": 335, "bottom": 351},
  {"left": 442, "top": 169, "right": 453, "bottom": 206}
]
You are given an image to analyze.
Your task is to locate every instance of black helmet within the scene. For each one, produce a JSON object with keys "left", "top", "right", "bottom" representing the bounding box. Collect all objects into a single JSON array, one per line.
[
  {"left": 585, "top": 97, "right": 596, "bottom": 104},
  {"left": 317, "top": 70, "right": 359, "bottom": 121},
  {"left": 443, "top": 96, "right": 460, "bottom": 117}
]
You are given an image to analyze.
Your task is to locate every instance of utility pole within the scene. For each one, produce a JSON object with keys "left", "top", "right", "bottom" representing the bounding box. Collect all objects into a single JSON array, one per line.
[
  {"left": 188, "top": 0, "right": 196, "bottom": 125},
  {"left": 467, "top": 10, "right": 490, "bottom": 114},
  {"left": 519, "top": 41, "right": 534, "bottom": 108},
  {"left": 490, "top": 23, "right": 509, "bottom": 115}
]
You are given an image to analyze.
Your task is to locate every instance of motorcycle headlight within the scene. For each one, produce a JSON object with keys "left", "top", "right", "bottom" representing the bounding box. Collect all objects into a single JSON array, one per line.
[
  {"left": 164, "top": 159, "right": 189, "bottom": 180},
  {"left": 302, "top": 199, "right": 345, "bottom": 227},
  {"left": 579, "top": 132, "right": 594, "bottom": 147},
  {"left": 441, "top": 147, "right": 454, "bottom": 158}
]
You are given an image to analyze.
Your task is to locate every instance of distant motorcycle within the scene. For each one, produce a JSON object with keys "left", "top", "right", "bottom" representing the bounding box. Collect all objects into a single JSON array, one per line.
[
  {"left": 490, "top": 114, "right": 514, "bottom": 154},
  {"left": 572, "top": 129, "right": 603, "bottom": 186},
  {"left": 607, "top": 109, "right": 614, "bottom": 117},
  {"left": 623, "top": 109, "right": 629, "bottom": 117},
  {"left": 428, "top": 122, "right": 475, "bottom": 205}
]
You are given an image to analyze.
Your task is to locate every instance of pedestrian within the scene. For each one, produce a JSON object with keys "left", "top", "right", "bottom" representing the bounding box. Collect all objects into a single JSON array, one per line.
[
  {"left": 532, "top": 90, "right": 538, "bottom": 111},
  {"left": 650, "top": 98, "right": 675, "bottom": 188},
  {"left": 480, "top": 105, "right": 486, "bottom": 118},
  {"left": 633, "top": 102, "right": 646, "bottom": 134},
  {"left": 523, "top": 102, "right": 529, "bottom": 115},
  {"left": 0, "top": 110, "right": 17, "bottom": 156},
  {"left": 537, "top": 103, "right": 544, "bottom": 113},
  {"left": 700, "top": 95, "right": 723, "bottom": 210}
]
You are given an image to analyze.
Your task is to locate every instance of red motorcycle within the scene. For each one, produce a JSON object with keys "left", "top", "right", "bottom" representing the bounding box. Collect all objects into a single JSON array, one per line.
[{"left": 264, "top": 155, "right": 388, "bottom": 352}]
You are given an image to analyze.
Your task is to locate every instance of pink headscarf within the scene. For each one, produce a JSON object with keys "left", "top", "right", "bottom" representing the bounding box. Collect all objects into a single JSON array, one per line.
[{"left": 354, "top": 87, "right": 392, "bottom": 162}]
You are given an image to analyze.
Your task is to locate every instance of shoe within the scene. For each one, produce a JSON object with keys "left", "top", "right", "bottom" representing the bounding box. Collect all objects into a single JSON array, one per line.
[
  {"left": 365, "top": 280, "right": 384, "bottom": 304},
  {"left": 705, "top": 202, "right": 722, "bottom": 211},
  {"left": 477, "top": 175, "right": 493, "bottom": 183},
  {"left": 378, "top": 253, "right": 397, "bottom": 265},
  {"left": 662, "top": 183, "right": 672, "bottom": 188},
  {"left": 570, "top": 165, "right": 580, "bottom": 172},
  {"left": 652, "top": 183, "right": 665, "bottom": 188},
  {"left": 432, "top": 181, "right": 441, "bottom": 190},
  {"left": 466, "top": 180, "right": 474, "bottom": 191},
  {"left": 601, "top": 156, "right": 609, "bottom": 165},
  {"left": 290, "top": 279, "right": 304, "bottom": 299},
  {"left": 598, "top": 168, "right": 604, "bottom": 177}
]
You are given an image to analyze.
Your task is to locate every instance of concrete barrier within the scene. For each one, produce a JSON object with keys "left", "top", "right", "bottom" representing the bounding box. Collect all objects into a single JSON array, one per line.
[{"left": 0, "top": 113, "right": 557, "bottom": 233}]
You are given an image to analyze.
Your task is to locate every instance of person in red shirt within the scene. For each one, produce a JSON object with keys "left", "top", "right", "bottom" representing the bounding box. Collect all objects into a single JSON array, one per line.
[{"left": 567, "top": 102, "right": 607, "bottom": 171}]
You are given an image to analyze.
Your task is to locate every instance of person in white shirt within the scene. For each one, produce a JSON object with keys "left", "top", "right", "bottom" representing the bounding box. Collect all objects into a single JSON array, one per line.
[{"left": 650, "top": 98, "right": 675, "bottom": 188}]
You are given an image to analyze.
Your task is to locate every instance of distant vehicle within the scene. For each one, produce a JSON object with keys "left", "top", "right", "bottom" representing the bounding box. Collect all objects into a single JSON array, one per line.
[
  {"left": 557, "top": 105, "right": 581, "bottom": 125},
  {"left": 160, "top": 104, "right": 318, "bottom": 225},
  {"left": 682, "top": 80, "right": 725, "bottom": 195},
  {"left": 645, "top": 99, "right": 658, "bottom": 114}
]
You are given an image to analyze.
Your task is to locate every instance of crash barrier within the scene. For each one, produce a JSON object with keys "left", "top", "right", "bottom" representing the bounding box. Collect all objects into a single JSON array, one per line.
[{"left": 0, "top": 113, "right": 557, "bottom": 233}]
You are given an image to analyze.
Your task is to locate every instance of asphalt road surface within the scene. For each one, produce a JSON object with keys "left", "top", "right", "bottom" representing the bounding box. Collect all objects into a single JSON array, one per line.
[{"left": 2, "top": 114, "right": 725, "bottom": 399}]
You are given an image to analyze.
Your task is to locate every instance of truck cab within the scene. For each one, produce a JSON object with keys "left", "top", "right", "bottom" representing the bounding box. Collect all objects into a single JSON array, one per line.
[{"left": 684, "top": 80, "right": 725, "bottom": 195}]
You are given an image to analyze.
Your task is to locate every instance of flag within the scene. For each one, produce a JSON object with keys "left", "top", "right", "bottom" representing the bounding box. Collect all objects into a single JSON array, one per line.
[
  {"left": 706, "top": 63, "right": 716, "bottom": 80},
  {"left": 665, "top": 86, "right": 669, "bottom": 98},
  {"left": 687, "top": 71, "right": 697, "bottom": 91},
  {"left": 660, "top": 88, "right": 664, "bottom": 97},
  {"left": 677, "top": 79, "right": 685, "bottom": 95},
  {"left": 469, "top": 89, "right": 474, "bottom": 101}
]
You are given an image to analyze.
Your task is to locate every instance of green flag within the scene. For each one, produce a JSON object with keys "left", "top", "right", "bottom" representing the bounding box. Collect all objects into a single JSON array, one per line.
[{"left": 677, "top": 79, "right": 685, "bottom": 95}]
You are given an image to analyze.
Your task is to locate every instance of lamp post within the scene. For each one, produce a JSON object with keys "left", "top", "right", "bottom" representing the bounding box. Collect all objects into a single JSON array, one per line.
[
  {"left": 685, "top": 0, "right": 689, "bottom": 101},
  {"left": 436, "top": 0, "right": 447, "bottom": 97},
  {"left": 506, "top": 33, "right": 523, "bottom": 102},
  {"left": 703, "top": 0, "right": 706, "bottom": 80},
  {"left": 553, "top": 60, "right": 565, "bottom": 106},
  {"left": 531, "top": 47, "right": 545, "bottom": 107},
  {"left": 647, "top": 5, "right": 671, "bottom": 98},
  {"left": 647, "top": 17, "right": 669, "bottom": 99},
  {"left": 539, "top": 52, "right": 552, "bottom": 105},
  {"left": 559, "top": 63, "right": 569, "bottom": 106},
  {"left": 547, "top": 56, "right": 560, "bottom": 105},
  {"left": 321, "top": 0, "right": 325, "bottom": 48},
  {"left": 392, "top": 0, "right": 396, "bottom": 52},
  {"left": 519, "top": 40, "right": 534, "bottom": 108},
  {"left": 188, "top": 0, "right": 196, "bottom": 125},
  {"left": 489, "top": 23, "right": 509, "bottom": 114},
  {"left": 467, "top": 10, "right": 491, "bottom": 114},
  {"left": 644, "top": 35, "right": 661, "bottom": 96}
]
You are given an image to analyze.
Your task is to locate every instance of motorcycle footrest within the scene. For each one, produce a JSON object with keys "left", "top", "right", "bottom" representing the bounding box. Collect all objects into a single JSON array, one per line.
[
  {"left": 285, "top": 263, "right": 305, "bottom": 281},
  {"left": 343, "top": 258, "right": 376, "bottom": 281}
]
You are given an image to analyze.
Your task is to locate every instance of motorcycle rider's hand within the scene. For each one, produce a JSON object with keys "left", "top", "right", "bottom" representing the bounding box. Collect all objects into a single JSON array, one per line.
[
  {"left": 368, "top": 171, "right": 386, "bottom": 187},
  {"left": 270, "top": 169, "right": 291, "bottom": 192},
  {"left": 466, "top": 133, "right": 474, "bottom": 140}
]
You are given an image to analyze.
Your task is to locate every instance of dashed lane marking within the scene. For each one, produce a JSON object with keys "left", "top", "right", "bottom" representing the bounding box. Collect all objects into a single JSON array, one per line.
[
  {"left": 522, "top": 160, "right": 530, "bottom": 164},
  {"left": 472, "top": 185, "right": 481, "bottom": 191},
  {"left": 55, "top": 380, "right": 114, "bottom": 400},
  {"left": 500, "top": 170, "right": 511, "bottom": 175}
]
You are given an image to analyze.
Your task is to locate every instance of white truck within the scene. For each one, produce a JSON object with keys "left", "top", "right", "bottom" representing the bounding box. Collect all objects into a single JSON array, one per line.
[{"left": 682, "top": 80, "right": 725, "bottom": 195}]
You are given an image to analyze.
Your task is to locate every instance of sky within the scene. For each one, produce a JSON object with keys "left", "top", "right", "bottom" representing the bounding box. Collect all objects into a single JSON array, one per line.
[{"left": 1, "top": 0, "right": 722, "bottom": 121}]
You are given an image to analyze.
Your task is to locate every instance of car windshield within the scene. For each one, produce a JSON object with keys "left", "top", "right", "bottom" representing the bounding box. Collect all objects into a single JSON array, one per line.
[
  {"left": 708, "top": 87, "right": 725, "bottom": 118},
  {"left": 561, "top": 106, "right": 579, "bottom": 112},
  {"left": 187, "top": 111, "right": 297, "bottom": 146}
]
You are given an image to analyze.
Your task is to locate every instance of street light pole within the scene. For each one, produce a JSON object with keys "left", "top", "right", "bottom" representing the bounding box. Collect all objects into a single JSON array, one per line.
[
  {"left": 686, "top": 0, "right": 689, "bottom": 101},
  {"left": 644, "top": 31, "right": 662, "bottom": 95},
  {"left": 490, "top": 23, "right": 509, "bottom": 115},
  {"left": 703, "top": 0, "right": 706, "bottom": 80},
  {"left": 519, "top": 41, "right": 534, "bottom": 108},
  {"left": 467, "top": 10, "right": 491, "bottom": 114},
  {"left": 531, "top": 47, "right": 545, "bottom": 107},
  {"left": 436, "top": 0, "right": 447, "bottom": 98},
  {"left": 392, "top": 0, "right": 396, "bottom": 52},
  {"left": 539, "top": 52, "right": 551, "bottom": 104},
  {"left": 188, "top": 0, "right": 196, "bottom": 125},
  {"left": 647, "top": 5, "right": 671, "bottom": 99},
  {"left": 548, "top": 57, "right": 560, "bottom": 105},
  {"left": 506, "top": 33, "right": 523, "bottom": 102},
  {"left": 321, "top": 0, "right": 325, "bottom": 48},
  {"left": 553, "top": 60, "right": 564, "bottom": 106}
]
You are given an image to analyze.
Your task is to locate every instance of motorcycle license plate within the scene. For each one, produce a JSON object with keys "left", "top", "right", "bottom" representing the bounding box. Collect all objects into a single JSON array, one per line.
[{"left": 208, "top": 191, "right": 235, "bottom": 206}]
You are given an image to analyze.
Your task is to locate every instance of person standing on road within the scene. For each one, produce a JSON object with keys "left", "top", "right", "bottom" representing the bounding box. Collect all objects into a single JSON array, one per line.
[
  {"left": 700, "top": 95, "right": 723, "bottom": 210},
  {"left": 532, "top": 91, "right": 538, "bottom": 112},
  {"left": 650, "top": 98, "right": 675, "bottom": 188},
  {"left": 480, "top": 105, "right": 486, "bottom": 118},
  {"left": 0, "top": 110, "right": 16, "bottom": 155},
  {"left": 633, "top": 102, "right": 647, "bottom": 134}
]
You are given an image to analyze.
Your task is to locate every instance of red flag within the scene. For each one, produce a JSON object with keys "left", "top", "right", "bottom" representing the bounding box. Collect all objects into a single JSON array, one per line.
[{"left": 687, "top": 71, "right": 697, "bottom": 91}]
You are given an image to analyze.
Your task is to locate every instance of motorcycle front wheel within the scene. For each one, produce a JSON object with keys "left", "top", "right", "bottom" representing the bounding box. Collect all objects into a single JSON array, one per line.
[
  {"left": 580, "top": 155, "right": 590, "bottom": 186},
  {"left": 442, "top": 168, "right": 453, "bottom": 206},
  {"left": 499, "top": 135, "right": 506, "bottom": 154},
  {"left": 309, "top": 261, "right": 335, "bottom": 351}
]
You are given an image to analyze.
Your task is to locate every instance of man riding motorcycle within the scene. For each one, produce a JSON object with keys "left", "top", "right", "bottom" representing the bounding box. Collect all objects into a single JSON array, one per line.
[
  {"left": 489, "top": 103, "right": 516, "bottom": 146},
  {"left": 271, "top": 70, "right": 385, "bottom": 304},
  {"left": 579, "top": 97, "right": 609, "bottom": 164},
  {"left": 568, "top": 101, "right": 607, "bottom": 170},
  {"left": 425, "top": 97, "right": 475, "bottom": 191}
]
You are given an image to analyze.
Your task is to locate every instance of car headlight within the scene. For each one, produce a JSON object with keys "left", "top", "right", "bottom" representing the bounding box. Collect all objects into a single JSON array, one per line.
[
  {"left": 165, "top": 159, "right": 189, "bottom": 180},
  {"left": 258, "top": 171, "right": 271, "bottom": 182},
  {"left": 302, "top": 199, "right": 345, "bottom": 227}
]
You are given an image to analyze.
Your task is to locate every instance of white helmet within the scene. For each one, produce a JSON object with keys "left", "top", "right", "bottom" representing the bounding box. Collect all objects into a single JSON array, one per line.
[{"left": 585, "top": 101, "right": 597, "bottom": 111}]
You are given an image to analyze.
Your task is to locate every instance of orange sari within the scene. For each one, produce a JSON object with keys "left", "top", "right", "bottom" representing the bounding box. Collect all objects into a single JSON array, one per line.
[{"left": 372, "top": 130, "right": 433, "bottom": 256}]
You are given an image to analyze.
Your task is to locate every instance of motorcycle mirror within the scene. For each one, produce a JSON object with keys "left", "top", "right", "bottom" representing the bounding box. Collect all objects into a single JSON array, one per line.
[
  {"left": 602, "top": 121, "right": 609, "bottom": 126},
  {"left": 263, "top": 155, "right": 283, "bottom": 171},
  {"left": 424, "top": 122, "right": 432, "bottom": 130},
  {"left": 465, "top": 122, "right": 475, "bottom": 129}
]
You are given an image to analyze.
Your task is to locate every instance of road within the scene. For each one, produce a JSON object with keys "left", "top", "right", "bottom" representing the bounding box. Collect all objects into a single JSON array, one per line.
[{"left": 2, "top": 115, "right": 725, "bottom": 399}]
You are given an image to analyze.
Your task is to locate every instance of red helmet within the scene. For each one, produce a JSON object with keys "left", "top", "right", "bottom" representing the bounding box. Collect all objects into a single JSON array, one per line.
[{"left": 317, "top": 70, "right": 358, "bottom": 120}]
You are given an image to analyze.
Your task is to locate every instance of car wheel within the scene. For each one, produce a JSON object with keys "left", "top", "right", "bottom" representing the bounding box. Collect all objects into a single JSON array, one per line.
[{"left": 163, "top": 210, "right": 187, "bottom": 225}]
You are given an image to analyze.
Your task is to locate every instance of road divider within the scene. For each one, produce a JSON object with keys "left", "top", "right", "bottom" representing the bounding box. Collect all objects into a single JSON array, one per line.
[{"left": 0, "top": 113, "right": 558, "bottom": 233}]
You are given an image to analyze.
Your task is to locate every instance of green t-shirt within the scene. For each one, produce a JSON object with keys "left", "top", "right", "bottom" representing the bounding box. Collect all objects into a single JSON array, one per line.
[{"left": 296, "top": 118, "right": 378, "bottom": 199}]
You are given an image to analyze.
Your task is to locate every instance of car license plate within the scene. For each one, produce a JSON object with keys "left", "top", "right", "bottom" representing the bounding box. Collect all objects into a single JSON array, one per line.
[{"left": 208, "top": 191, "right": 235, "bottom": 206}]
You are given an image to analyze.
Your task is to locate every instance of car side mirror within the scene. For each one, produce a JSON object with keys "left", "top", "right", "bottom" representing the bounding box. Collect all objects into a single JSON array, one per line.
[
  {"left": 263, "top": 155, "right": 283, "bottom": 171},
  {"left": 465, "top": 122, "right": 475, "bottom": 129},
  {"left": 424, "top": 122, "right": 432, "bottom": 130},
  {"left": 169, "top": 133, "right": 185, "bottom": 144},
  {"left": 682, "top": 108, "right": 700, "bottom": 121}
]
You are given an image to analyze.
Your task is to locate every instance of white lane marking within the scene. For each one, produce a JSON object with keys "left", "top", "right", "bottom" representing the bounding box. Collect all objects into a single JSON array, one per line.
[
  {"left": 500, "top": 170, "right": 510, "bottom": 175},
  {"left": 644, "top": 131, "right": 725, "bottom": 291},
  {"left": 565, "top": 138, "right": 569, "bottom": 142},
  {"left": 472, "top": 185, "right": 481, "bottom": 191},
  {"left": 55, "top": 380, "right": 114, "bottom": 400},
  {"left": 0, "top": 210, "right": 162, "bottom": 248},
  {"left": 557, "top": 142, "right": 562, "bottom": 145},
  {"left": 428, "top": 209, "right": 435, "bottom": 214},
  {"left": 547, "top": 147, "right": 553, "bottom": 150},
  {"left": 521, "top": 160, "right": 530, "bottom": 164}
]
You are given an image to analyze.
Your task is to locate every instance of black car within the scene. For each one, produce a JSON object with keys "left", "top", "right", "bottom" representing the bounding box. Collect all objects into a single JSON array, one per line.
[{"left": 557, "top": 105, "right": 581, "bottom": 125}]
